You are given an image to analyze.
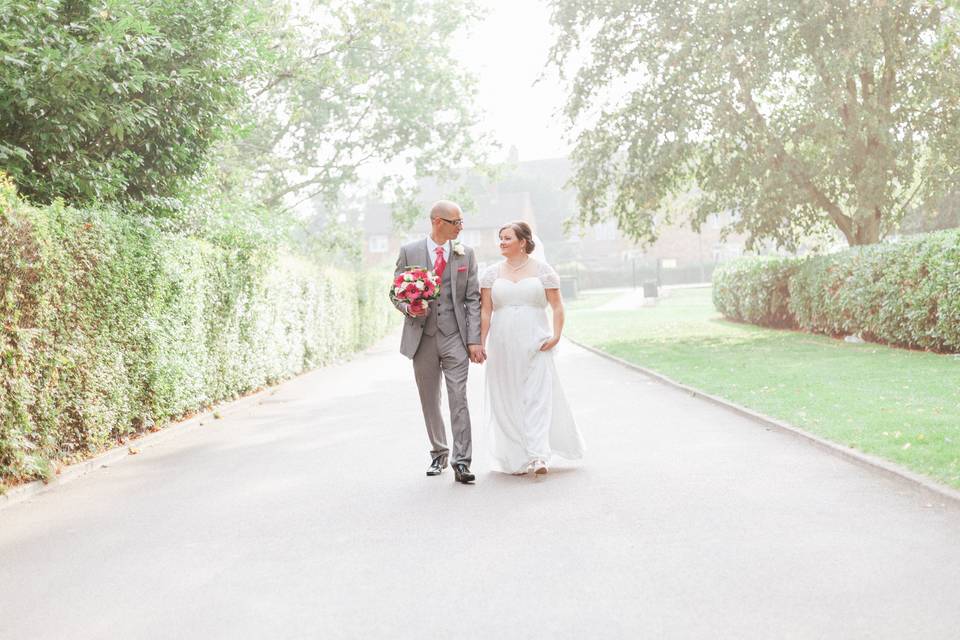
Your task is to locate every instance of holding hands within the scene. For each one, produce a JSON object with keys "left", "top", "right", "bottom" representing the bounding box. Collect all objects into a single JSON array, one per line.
[{"left": 469, "top": 344, "right": 486, "bottom": 364}]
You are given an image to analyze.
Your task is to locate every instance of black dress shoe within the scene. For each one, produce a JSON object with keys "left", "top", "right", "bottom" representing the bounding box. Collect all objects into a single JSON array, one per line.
[
  {"left": 426, "top": 455, "right": 448, "bottom": 476},
  {"left": 453, "top": 463, "right": 475, "bottom": 484}
]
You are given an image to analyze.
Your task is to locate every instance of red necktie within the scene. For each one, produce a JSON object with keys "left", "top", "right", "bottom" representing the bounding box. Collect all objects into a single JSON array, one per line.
[{"left": 433, "top": 246, "right": 446, "bottom": 278}]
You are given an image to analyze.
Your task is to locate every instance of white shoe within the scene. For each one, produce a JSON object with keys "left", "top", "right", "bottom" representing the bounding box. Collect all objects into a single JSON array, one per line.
[{"left": 532, "top": 459, "right": 548, "bottom": 475}]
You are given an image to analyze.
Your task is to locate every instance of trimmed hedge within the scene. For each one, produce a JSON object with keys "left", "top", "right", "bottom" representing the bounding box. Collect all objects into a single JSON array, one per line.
[
  {"left": 0, "top": 176, "right": 393, "bottom": 484},
  {"left": 712, "top": 229, "right": 960, "bottom": 352},
  {"left": 712, "top": 257, "right": 800, "bottom": 328}
]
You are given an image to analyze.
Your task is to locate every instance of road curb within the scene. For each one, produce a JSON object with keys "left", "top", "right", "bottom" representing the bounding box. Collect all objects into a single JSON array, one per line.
[
  {"left": 0, "top": 383, "right": 278, "bottom": 514},
  {"left": 568, "top": 338, "right": 960, "bottom": 507}
]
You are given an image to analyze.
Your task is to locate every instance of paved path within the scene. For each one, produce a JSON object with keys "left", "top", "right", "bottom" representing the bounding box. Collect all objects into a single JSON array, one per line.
[
  {"left": 2, "top": 335, "right": 960, "bottom": 639},
  {"left": 596, "top": 287, "right": 650, "bottom": 310}
]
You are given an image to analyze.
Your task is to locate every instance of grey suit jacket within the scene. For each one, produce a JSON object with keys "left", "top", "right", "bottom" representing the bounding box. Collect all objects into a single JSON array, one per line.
[{"left": 392, "top": 239, "right": 482, "bottom": 359}]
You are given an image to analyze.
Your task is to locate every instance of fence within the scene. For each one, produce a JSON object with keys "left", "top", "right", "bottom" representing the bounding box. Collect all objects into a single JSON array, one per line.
[{"left": 556, "top": 262, "right": 717, "bottom": 293}]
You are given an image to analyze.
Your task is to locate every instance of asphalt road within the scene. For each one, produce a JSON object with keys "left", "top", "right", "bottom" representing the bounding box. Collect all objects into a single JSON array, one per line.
[{"left": 2, "top": 334, "right": 959, "bottom": 639}]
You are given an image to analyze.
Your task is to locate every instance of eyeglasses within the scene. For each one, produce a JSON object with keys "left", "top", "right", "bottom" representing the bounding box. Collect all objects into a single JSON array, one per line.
[{"left": 439, "top": 217, "right": 464, "bottom": 227}]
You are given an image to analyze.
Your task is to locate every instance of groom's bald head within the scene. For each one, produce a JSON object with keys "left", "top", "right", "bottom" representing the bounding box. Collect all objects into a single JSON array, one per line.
[
  {"left": 429, "top": 200, "right": 462, "bottom": 220},
  {"left": 429, "top": 200, "right": 463, "bottom": 242}
]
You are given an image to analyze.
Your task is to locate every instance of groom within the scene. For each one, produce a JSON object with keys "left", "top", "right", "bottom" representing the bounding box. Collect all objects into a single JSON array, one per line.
[{"left": 391, "top": 200, "right": 484, "bottom": 484}]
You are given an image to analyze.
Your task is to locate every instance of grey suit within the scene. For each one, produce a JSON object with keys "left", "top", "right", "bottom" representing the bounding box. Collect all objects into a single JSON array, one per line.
[{"left": 392, "top": 239, "right": 481, "bottom": 465}]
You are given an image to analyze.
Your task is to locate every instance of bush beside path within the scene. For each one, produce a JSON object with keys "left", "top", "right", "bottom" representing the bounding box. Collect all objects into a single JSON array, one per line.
[{"left": 0, "top": 178, "right": 393, "bottom": 489}]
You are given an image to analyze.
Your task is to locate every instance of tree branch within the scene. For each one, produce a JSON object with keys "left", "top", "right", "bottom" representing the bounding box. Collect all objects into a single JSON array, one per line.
[
  {"left": 261, "top": 99, "right": 377, "bottom": 207},
  {"left": 253, "top": 28, "right": 363, "bottom": 99},
  {"left": 731, "top": 67, "right": 855, "bottom": 243}
]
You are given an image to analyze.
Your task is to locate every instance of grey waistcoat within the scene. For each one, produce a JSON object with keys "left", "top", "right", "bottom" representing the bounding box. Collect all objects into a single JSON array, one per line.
[{"left": 423, "top": 259, "right": 458, "bottom": 337}]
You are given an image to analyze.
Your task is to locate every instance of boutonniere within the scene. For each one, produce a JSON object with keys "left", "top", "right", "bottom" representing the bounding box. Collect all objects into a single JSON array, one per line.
[{"left": 452, "top": 241, "right": 466, "bottom": 256}]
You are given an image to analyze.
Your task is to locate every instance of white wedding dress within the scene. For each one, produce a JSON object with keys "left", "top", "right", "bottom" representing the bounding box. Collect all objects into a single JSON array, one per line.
[{"left": 480, "top": 259, "right": 585, "bottom": 473}]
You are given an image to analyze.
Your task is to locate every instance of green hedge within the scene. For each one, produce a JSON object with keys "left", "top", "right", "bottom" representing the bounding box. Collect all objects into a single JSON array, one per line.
[
  {"left": 0, "top": 176, "right": 393, "bottom": 484},
  {"left": 788, "top": 231, "right": 960, "bottom": 351},
  {"left": 712, "top": 257, "right": 800, "bottom": 328},
  {"left": 712, "top": 229, "right": 960, "bottom": 352}
]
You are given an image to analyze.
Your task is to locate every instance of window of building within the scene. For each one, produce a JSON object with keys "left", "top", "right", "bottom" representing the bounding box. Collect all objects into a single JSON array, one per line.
[
  {"left": 368, "top": 235, "right": 388, "bottom": 253},
  {"left": 460, "top": 230, "right": 483, "bottom": 248}
]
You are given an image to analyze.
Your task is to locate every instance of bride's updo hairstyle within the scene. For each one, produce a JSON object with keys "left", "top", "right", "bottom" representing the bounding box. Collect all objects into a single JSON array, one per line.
[{"left": 499, "top": 220, "right": 536, "bottom": 255}]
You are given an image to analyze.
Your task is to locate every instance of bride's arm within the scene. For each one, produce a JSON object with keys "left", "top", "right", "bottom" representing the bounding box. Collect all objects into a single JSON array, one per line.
[
  {"left": 480, "top": 288, "right": 493, "bottom": 353},
  {"left": 540, "top": 288, "right": 564, "bottom": 351}
]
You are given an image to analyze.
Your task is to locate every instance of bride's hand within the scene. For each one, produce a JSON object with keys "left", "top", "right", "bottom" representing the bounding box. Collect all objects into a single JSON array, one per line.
[
  {"left": 539, "top": 336, "right": 560, "bottom": 351},
  {"left": 469, "top": 344, "right": 486, "bottom": 364}
]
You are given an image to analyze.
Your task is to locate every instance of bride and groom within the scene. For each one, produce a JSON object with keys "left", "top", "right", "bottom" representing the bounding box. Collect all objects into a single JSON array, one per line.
[{"left": 390, "top": 200, "right": 585, "bottom": 484}]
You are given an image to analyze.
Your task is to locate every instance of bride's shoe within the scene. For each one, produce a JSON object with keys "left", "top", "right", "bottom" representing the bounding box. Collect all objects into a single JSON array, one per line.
[
  {"left": 532, "top": 459, "right": 548, "bottom": 475},
  {"left": 512, "top": 460, "right": 534, "bottom": 476}
]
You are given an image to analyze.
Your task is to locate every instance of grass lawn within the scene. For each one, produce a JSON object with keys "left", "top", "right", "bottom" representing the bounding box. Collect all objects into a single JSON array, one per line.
[{"left": 565, "top": 286, "right": 960, "bottom": 489}]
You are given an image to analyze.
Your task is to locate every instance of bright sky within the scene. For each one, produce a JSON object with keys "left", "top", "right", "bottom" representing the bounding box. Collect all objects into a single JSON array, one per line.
[{"left": 453, "top": 0, "right": 571, "bottom": 162}]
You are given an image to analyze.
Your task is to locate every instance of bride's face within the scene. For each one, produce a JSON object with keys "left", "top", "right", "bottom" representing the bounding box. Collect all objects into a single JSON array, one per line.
[{"left": 499, "top": 228, "right": 525, "bottom": 257}]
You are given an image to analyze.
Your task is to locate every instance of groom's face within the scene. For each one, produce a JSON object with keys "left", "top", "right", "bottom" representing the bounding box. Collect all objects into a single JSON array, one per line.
[{"left": 434, "top": 209, "right": 464, "bottom": 242}]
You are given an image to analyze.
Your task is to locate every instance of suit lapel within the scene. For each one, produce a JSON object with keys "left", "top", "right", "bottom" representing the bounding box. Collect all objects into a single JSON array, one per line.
[
  {"left": 420, "top": 239, "right": 430, "bottom": 270},
  {"left": 448, "top": 244, "right": 460, "bottom": 300}
]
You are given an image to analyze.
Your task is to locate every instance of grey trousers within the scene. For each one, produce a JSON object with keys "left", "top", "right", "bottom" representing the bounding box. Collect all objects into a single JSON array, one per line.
[{"left": 412, "top": 330, "right": 472, "bottom": 465}]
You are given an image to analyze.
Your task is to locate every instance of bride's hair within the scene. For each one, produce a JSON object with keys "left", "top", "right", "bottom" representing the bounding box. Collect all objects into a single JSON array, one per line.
[{"left": 499, "top": 220, "right": 536, "bottom": 255}]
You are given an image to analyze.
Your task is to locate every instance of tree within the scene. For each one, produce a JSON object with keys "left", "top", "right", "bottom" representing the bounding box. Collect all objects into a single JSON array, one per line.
[
  {"left": 548, "top": 0, "right": 960, "bottom": 249},
  {"left": 900, "top": 188, "right": 960, "bottom": 233},
  {"left": 215, "top": 0, "right": 490, "bottom": 219},
  {"left": 0, "top": 0, "right": 268, "bottom": 205}
]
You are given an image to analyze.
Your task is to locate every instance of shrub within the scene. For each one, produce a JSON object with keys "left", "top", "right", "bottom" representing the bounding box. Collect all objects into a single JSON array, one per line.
[
  {"left": 712, "top": 257, "right": 799, "bottom": 328},
  {"left": 0, "top": 177, "right": 392, "bottom": 483},
  {"left": 788, "top": 232, "right": 960, "bottom": 351},
  {"left": 713, "top": 230, "right": 960, "bottom": 352}
]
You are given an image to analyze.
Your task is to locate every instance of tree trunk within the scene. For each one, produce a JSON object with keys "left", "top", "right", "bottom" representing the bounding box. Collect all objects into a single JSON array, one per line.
[{"left": 849, "top": 208, "right": 882, "bottom": 245}]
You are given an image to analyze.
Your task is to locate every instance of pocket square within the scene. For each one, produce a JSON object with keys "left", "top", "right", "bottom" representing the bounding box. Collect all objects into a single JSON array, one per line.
[{"left": 457, "top": 266, "right": 468, "bottom": 272}]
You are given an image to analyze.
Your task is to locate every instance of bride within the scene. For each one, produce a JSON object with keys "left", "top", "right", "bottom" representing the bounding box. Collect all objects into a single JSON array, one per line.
[{"left": 479, "top": 221, "right": 585, "bottom": 475}]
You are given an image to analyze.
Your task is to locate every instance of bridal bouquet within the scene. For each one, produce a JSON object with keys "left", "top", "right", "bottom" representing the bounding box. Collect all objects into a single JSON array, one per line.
[{"left": 391, "top": 266, "right": 441, "bottom": 315}]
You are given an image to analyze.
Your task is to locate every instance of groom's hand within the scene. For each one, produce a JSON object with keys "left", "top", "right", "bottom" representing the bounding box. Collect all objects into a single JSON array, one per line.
[
  {"left": 468, "top": 344, "right": 485, "bottom": 364},
  {"left": 406, "top": 303, "right": 429, "bottom": 318}
]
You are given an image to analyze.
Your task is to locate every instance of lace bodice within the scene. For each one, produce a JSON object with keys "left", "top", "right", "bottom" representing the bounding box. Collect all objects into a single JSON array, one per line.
[
  {"left": 479, "top": 259, "right": 560, "bottom": 289},
  {"left": 480, "top": 259, "right": 561, "bottom": 310}
]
